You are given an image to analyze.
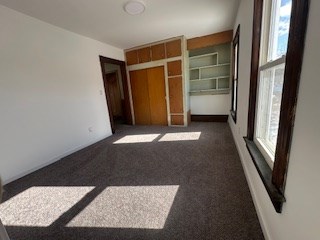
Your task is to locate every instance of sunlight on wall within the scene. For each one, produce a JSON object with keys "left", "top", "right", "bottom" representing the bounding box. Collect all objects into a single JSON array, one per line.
[
  {"left": 159, "top": 132, "right": 201, "bottom": 142},
  {"left": 0, "top": 187, "right": 94, "bottom": 227},
  {"left": 67, "top": 185, "right": 179, "bottom": 229},
  {"left": 113, "top": 134, "right": 160, "bottom": 144}
]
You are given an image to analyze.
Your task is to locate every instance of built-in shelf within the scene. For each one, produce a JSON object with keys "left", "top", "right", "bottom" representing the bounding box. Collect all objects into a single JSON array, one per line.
[{"left": 189, "top": 43, "right": 231, "bottom": 95}]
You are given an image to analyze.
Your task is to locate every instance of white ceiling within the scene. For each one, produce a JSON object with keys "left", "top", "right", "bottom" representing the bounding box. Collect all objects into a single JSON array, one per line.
[{"left": 0, "top": 0, "right": 240, "bottom": 49}]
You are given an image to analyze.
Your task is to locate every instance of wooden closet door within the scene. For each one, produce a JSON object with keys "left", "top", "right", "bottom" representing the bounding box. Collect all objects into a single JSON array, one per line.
[
  {"left": 168, "top": 76, "right": 183, "bottom": 113},
  {"left": 129, "top": 69, "right": 151, "bottom": 125},
  {"left": 147, "top": 67, "right": 168, "bottom": 125}
]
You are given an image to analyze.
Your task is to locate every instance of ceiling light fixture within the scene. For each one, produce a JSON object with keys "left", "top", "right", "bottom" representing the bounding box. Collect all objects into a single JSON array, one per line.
[{"left": 124, "top": 0, "right": 146, "bottom": 15}]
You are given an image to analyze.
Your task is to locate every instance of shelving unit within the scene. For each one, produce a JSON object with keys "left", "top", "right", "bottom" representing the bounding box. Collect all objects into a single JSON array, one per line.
[{"left": 189, "top": 43, "right": 231, "bottom": 95}]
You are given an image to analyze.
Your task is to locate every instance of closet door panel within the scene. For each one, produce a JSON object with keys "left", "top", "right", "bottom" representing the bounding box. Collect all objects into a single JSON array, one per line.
[
  {"left": 147, "top": 67, "right": 168, "bottom": 125},
  {"left": 129, "top": 69, "right": 151, "bottom": 125}
]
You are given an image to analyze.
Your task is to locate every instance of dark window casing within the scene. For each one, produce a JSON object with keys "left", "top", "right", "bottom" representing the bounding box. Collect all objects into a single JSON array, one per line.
[
  {"left": 231, "top": 25, "right": 240, "bottom": 123},
  {"left": 245, "top": 0, "right": 309, "bottom": 213}
]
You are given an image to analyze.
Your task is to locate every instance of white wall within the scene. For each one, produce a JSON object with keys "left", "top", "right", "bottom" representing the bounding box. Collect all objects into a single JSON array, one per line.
[
  {"left": 190, "top": 94, "right": 230, "bottom": 115},
  {"left": 229, "top": 0, "right": 320, "bottom": 239},
  {"left": 0, "top": 5, "right": 124, "bottom": 184}
]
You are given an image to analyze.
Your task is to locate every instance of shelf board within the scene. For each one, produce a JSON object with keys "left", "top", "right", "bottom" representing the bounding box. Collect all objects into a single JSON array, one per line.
[
  {"left": 190, "top": 76, "right": 230, "bottom": 82},
  {"left": 189, "top": 63, "right": 230, "bottom": 71},
  {"left": 189, "top": 88, "right": 230, "bottom": 96},
  {"left": 189, "top": 52, "right": 218, "bottom": 60},
  {"left": 190, "top": 78, "right": 215, "bottom": 82}
]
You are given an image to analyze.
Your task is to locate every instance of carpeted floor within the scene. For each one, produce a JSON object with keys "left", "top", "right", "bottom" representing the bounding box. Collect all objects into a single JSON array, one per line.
[{"left": 0, "top": 122, "right": 264, "bottom": 240}]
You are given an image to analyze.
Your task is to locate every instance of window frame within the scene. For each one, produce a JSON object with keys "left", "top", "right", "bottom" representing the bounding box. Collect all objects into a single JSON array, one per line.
[
  {"left": 231, "top": 25, "right": 240, "bottom": 123},
  {"left": 245, "top": 0, "right": 309, "bottom": 213}
]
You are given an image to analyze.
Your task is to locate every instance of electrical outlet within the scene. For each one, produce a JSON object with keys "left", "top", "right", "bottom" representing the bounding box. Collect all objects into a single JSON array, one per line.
[
  {"left": 99, "top": 90, "right": 103, "bottom": 95},
  {"left": 88, "top": 127, "right": 93, "bottom": 133},
  {"left": 238, "top": 127, "right": 241, "bottom": 135}
]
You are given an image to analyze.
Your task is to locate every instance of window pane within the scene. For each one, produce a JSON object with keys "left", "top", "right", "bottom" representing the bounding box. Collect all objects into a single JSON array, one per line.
[
  {"left": 234, "top": 43, "right": 238, "bottom": 79},
  {"left": 233, "top": 80, "right": 237, "bottom": 111},
  {"left": 268, "top": 66, "right": 284, "bottom": 146},
  {"left": 256, "top": 64, "right": 285, "bottom": 158},
  {"left": 269, "top": 0, "right": 292, "bottom": 60}
]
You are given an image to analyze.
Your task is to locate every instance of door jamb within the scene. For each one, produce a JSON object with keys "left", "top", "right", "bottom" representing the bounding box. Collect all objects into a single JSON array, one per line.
[{"left": 99, "top": 56, "right": 132, "bottom": 134}]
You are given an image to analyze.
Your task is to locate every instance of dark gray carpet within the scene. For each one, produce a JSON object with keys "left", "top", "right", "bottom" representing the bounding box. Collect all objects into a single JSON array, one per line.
[{"left": 1, "top": 122, "right": 264, "bottom": 240}]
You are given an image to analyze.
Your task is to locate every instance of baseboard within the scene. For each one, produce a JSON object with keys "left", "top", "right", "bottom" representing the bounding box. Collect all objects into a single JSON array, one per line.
[
  {"left": 3, "top": 135, "right": 109, "bottom": 185},
  {"left": 191, "top": 114, "right": 228, "bottom": 122},
  {"left": 228, "top": 118, "right": 271, "bottom": 240}
]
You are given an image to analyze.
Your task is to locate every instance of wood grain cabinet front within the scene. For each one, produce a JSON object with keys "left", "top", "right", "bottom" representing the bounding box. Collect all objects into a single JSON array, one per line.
[
  {"left": 168, "top": 76, "right": 183, "bottom": 113},
  {"left": 171, "top": 115, "right": 184, "bottom": 125},
  {"left": 166, "top": 39, "right": 182, "bottom": 58},
  {"left": 126, "top": 50, "right": 139, "bottom": 65},
  {"left": 151, "top": 43, "right": 165, "bottom": 61},
  {"left": 138, "top": 47, "right": 151, "bottom": 63},
  {"left": 167, "top": 60, "right": 182, "bottom": 76}
]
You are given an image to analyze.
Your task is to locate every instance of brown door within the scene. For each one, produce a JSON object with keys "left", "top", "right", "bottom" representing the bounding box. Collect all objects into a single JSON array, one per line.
[
  {"left": 130, "top": 69, "right": 151, "bottom": 125},
  {"left": 106, "top": 72, "right": 123, "bottom": 118},
  {"left": 130, "top": 66, "right": 167, "bottom": 125},
  {"left": 147, "top": 66, "right": 167, "bottom": 125}
]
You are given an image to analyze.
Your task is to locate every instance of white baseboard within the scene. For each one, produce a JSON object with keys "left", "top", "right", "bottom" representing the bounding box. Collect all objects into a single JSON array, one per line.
[
  {"left": 3, "top": 135, "right": 109, "bottom": 185},
  {"left": 228, "top": 119, "right": 271, "bottom": 240}
]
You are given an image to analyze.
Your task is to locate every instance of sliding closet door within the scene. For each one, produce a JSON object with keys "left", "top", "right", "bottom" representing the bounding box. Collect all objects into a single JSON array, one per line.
[
  {"left": 130, "top": 69, "right": 151, "bottom": 125},
  {"left": 147, "top": 66, "right": 167, "bottom": 125},
  {"left": 130, "top": 66, "right": 168, "bottom": 125}
]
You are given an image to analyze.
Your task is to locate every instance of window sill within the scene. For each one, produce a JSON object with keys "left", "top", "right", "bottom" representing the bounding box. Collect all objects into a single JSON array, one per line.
[
  {"left": 230, "top": 110, "right": 237, "bottom": 123},
  {"left": 244, "top": 137, "right": 285, "bottom": 213}
]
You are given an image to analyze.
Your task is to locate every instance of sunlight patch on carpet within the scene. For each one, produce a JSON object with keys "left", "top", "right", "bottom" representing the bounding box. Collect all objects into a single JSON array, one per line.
[
  {"left": 0, "top": 187, "right": 94, "bottom": 227},
  {"left": 113, "top": 134, "right": 160, "bottom": 144},
  {"left": 67, "top": 185, "right": 179, "bottom": 229},
  {"left": 159, "top": 132, "right": 201, "bottom": 142}
]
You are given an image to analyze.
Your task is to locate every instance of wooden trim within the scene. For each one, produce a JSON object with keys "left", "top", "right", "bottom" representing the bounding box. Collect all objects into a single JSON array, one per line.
[
  {"left": 272, "top": 0, "right": 310, "bottom": 191},
  {"left": 187, "top": 30, "right": 233, "bottom": 50},
  {"left": 247, "top": 0, "right": 263, "bottom": 140},
  {"left": 191, "top": 115, "right": 228, "bottom": 122},
  {"left": 231, "top": 25, "right": 240, "bottom": 123},
  {"left": 99, "top": 56, "right": 133, "bottom": 134},
  {"left": 244, "top": 138, "right": 285, "bottom": 213}
]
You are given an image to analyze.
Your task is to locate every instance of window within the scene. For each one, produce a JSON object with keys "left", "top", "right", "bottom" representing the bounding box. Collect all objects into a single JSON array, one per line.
[
  {"left": 245, "top": 0, "right": 309, "bottom": 213},
  {"left": 255, "top": 0, "right": 291, "bottom": 167},
  {"left": 231, "top": 25, "right": 240, "bottom": 123}
]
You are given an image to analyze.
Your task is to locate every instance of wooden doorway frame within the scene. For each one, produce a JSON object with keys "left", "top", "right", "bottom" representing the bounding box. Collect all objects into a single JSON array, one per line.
[{"left": 99, "top": 56, "right": 132, "bottom": 133}]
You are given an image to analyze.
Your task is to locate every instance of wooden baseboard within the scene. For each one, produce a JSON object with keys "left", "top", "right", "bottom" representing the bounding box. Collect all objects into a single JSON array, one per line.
[{"left": 191, "top": 115, "right": 228, "bottom": 122}]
